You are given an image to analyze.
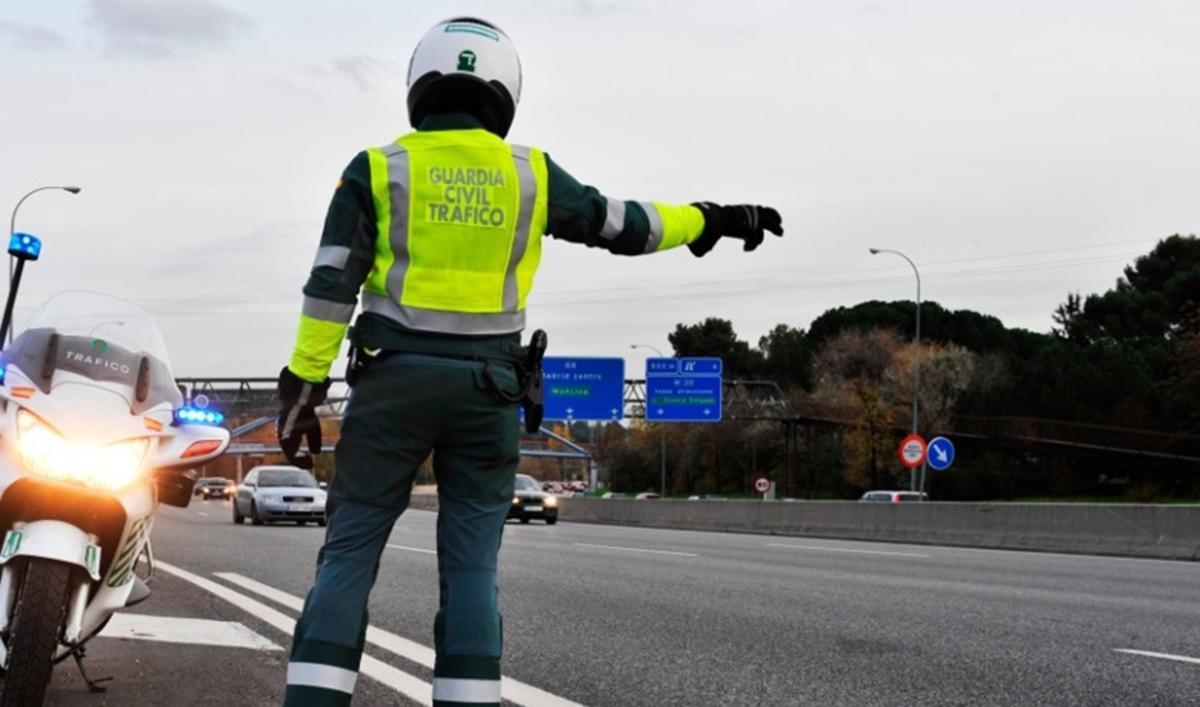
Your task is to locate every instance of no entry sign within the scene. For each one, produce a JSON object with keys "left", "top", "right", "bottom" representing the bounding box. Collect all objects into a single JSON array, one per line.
[{"left": 898, "top": 434, "right": 927, "bottom": 469}]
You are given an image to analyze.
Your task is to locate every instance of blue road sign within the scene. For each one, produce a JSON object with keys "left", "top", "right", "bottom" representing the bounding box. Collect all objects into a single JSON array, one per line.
[
  {"left": 542, "top": 357, "right": 625, "bottom": 422},
  {"left": 645, "top": 357, "right": 723, "bottom": 423},
  {"left": 927, "top": 436, "right": 956, "bottom": 471}
]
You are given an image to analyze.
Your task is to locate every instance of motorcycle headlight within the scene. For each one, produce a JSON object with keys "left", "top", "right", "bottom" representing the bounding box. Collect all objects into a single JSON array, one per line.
[{"left": 17, "top": 410, "right": 149, "bottom": 491}]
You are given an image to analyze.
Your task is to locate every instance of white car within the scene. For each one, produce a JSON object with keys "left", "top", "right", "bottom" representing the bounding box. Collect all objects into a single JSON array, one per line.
[{"left": 233, "top": 466, "right": 327, "bottom": 526}]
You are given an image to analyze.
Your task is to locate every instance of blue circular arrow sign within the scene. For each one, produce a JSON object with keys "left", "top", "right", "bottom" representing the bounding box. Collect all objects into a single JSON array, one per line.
[{"left": 926, "top": 436, "right": 956, "bottom": 471}]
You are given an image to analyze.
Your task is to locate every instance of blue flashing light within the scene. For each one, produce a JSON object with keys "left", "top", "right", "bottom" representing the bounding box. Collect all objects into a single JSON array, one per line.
[
  {"left": 8, "top": 233, "right": 42, "bottom": 261},
  {"left": 175, "top": 406, "right": 224, "bottom": 426}
]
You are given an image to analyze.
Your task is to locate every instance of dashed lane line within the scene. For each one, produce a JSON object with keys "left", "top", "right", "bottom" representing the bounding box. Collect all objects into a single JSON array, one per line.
[
  {"left": 215, "top": 572, "right": 584, "bottom": 707},
  {"left": 101, "top": 613, "right": 281, "bottom": 650},
  {"left": 572, "top": 542, "right": 698, "bottom": 558},
  {"left": 766, "top": 543, "right": 932, "bottom": 559},
  {"left": 1115, "top": 649, "right": 1200, "bottom": 666},
  {"left": 387, "top": 544, "right": 438, "bottom": 555},
  {"left": 155, "top": 560, "right": 433, "bottom": 705}
]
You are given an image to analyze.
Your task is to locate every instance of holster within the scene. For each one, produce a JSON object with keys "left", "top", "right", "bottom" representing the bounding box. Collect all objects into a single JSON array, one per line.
[{"left": 482, "top": 329, "right": 547, "bottom": 434}]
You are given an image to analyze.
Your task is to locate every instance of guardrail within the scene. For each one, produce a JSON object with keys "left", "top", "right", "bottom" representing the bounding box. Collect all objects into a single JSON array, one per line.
[{"left": 408, "top": 495, "right": 1200, "bottom": 560}]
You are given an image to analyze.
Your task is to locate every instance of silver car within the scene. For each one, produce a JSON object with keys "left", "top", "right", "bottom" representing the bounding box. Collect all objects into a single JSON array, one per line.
[{"left": 233, "top": 465, "right": 327, "bottom": 526}]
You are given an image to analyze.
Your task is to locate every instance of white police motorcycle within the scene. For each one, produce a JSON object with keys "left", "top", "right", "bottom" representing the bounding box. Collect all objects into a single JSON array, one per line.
[{"left": 0, "top": 289, "right": 229, "bottom": 705}]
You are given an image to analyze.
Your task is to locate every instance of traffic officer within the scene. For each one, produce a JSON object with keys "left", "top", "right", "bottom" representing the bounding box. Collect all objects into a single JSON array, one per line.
[{"left": 276, "top": 16, "right": 783, "bottom": 707}]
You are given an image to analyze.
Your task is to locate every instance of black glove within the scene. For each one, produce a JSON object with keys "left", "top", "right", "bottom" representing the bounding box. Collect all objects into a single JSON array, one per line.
[
  {"left": 688, "top": 202, "right": 784, "bottom": 257},
  {"left": 276, "top": 367, "right": 331, "bottom": 470}
]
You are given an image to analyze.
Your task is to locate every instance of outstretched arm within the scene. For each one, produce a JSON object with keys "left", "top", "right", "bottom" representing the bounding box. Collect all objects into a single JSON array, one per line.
[
  {"left": 543, "top": 154, "right": 783, "bottom": 257},
  {"left": 287, "top": 151, "right": 378, "bottom": 383}
]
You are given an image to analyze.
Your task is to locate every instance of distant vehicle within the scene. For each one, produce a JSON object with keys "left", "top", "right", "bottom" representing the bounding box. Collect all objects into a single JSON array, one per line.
[
  {"left": 509, "top": 474, "right": 558, "bottom": 524},
  {"left": 687, "top": 494, "right": 727, "bottom": 501},
  {"left": 233, "top": 466, "right": 327, "bottom": 526},
  {"left": 196, "top": 477, "right": 234, "bottom": 500},
  {"left": 859, "top": 491, "right": 930, "bottom": 503},
  {"left": 635, "top": 492, "right": 661, "bottom": 500},
  {"left": 601, "top": 491, "right": 629, "bottom": 499}
]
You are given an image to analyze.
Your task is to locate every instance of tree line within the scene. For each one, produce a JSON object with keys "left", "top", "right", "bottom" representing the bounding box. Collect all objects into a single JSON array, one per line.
[{"left": 595, "top": 235, "right": 1200, "bottom": 501}]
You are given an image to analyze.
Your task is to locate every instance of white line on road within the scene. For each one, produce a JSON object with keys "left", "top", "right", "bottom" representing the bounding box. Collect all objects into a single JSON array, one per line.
[
  {"left": 198, "top": 512, "right": 209, "bottom": 517},
  {"left": 766, "top": 543, "right": 931, "bottom": 559},
  {"left": 1115, "top": 649, "right": 1200, "bottom": 666},
  {"left": 573, "top": 542, "right": 698, "bottom": 558},
  {"left": 156, "top": 561, "right": 433, "bottom": 705},
  {"left": 216, "top": 572, "right": 583, "bottom": 707},
  {"left": 387, "top": 544, "right": 437, "bottom": 555},
  {"left": 101, "top": 613, "right": 281, "bottom": 650}
]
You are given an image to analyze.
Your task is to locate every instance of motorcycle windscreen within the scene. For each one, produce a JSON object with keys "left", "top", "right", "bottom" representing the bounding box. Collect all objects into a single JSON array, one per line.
[{"left": 2, "top": 292, "right": 181, "bottom": 414}]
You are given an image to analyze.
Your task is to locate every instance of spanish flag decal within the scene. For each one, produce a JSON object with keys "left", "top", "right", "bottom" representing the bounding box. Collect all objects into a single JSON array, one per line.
[
  {"left": 10, "top": 387, "right": 34, "bottom": 399},
  {"left": 144, "top": 417, "right": 164, "bottom": 432}
]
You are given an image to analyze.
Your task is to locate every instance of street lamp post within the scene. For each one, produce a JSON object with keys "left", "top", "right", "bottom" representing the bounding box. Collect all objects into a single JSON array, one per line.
[
  {"left": 8, "top": 185, "right": 81, "bottom": 342},
  {"left": 869, "top": 248, "right": 922, "bottom": 492},
  {"left": 631, "top": 343, "right": 668, "bottom": 496}
]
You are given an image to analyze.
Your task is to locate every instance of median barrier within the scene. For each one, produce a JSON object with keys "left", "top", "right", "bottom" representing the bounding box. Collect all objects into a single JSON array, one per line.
[{"left": 408, "top": 493, "right": 1200, "bottom": 560}]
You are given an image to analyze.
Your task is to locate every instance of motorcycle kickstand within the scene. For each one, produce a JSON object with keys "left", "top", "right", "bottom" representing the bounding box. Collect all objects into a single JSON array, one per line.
[{"left": 69, "top": 644, "right": 112, "bottom": 693}]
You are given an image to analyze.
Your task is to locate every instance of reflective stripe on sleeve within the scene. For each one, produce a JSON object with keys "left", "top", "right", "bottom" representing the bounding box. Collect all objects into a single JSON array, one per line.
[
  {"left": 599, "top": 198, "right": 626, "bottom": 241},
  {"left": 301, "top": 296, "right": 355, "bottom": 324},
  {"left": 312, "top": 245, "right": 351, "bottom": 270},
  {"left": 286, "top": 662, "right": 358, "bottom": 694},
  {"left": 639, "top": 201, "right": 664, "bottom": 253},
  {"left": 431, "top": 677, "right": 502, "bottom": 703}
]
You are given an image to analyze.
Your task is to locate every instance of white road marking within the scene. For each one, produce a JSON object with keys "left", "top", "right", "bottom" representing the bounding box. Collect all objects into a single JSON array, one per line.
[
  {"left": 766, "top": 543, "right": 931, "bottom": 559},
  {"left": 198, "top": 512, "right": 209, "bottom": 517},
  {"left": 1115, "top": 649, "right": 1200, "bottom": 666},
  {"left": 573, "top": 542, "right": 698, "bottom": 558},
  {"left": 101, "top": 613, "right": 281, "bottom": 650},
  {"left": 155, "top": 561, "right": 433, "bottom": 705},
  {"left": 387, "top": 544, "right": 437, "bottom": 555},
  {"left": 216, "top": 572, "right": 583, "bottom": 707}
]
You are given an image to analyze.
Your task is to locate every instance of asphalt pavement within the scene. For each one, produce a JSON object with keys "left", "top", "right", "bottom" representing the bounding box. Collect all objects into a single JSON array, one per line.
[{"left": 45, "top": 496, "right": 1200, "bottom": 706}]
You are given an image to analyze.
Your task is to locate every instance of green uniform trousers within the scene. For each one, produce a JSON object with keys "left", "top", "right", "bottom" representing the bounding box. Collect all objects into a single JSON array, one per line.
[{"left": 283, "top": 352, "right": 520, "bottom": 707}]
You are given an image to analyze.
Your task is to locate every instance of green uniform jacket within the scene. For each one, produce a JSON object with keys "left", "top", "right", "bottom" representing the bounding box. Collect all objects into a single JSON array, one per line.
[{"left": 290, "top": 113, "right": 706, "bottom": 382}]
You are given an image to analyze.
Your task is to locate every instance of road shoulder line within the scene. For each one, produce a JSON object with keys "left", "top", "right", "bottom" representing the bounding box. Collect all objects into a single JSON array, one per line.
[
  {"left": 155, "top": 560, "right": 433, "bottom": 705},
  {"left": 214, "top": 571, "right": 583, "bottom": 707}
]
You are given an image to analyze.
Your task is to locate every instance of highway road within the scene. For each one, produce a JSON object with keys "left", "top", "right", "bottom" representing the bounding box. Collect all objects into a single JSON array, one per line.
[{"left": 45, "top": 498, "right": 1200, "bottom": 706}]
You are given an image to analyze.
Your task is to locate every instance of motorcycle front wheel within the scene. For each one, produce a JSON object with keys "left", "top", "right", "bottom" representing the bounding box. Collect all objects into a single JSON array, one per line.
[{"left": 1, "top": 559, "right": 72, "bottom": 706}]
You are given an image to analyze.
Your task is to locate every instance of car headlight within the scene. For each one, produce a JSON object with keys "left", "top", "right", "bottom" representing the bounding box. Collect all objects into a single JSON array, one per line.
[
  {"left": 512, "top": 496, "right": 520, "bottom": 505},
  {"left": 543, "top": 495, "right": 557, "bottom": 508},
  {"left": 17, "top": 409, "right": 149, "bottom": 491}
]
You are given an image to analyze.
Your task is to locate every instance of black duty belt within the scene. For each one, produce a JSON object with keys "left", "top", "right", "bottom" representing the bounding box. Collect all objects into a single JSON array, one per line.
[{"left": 346, "top": 329, "right": 548, "bottom": 434}]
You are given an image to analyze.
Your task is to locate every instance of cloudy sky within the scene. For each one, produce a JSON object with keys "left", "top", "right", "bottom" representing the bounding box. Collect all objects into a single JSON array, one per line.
[{"left": 2, "top": 0, "right": 1198, "bottom": 376}]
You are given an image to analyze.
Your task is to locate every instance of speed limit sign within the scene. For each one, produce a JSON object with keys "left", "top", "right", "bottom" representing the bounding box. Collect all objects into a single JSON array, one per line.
[
  {"left": 753, "top": 476, "right": 771, "bottom": 494},
  {"left": 898, "top": 434, "right": 927, "bottom": 469}
]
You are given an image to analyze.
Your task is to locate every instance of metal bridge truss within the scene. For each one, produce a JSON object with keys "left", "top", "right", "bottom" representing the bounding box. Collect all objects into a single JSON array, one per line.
[{"left": 177, "top": 377, "right": 1200, "bottom": 466}]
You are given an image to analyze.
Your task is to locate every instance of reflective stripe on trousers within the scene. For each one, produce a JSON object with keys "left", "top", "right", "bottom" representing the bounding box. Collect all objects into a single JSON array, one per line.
[
  {"left": 287, "top": 662, "right": 358, "bottom": 694},
  {"left": 433, "top": 677, "right": 502, "bottom": 703}
]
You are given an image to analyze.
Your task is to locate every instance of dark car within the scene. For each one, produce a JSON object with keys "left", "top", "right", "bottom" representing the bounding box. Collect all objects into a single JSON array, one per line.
[
  {"left": 196, "top": 477, "right": 234, "bottom": 500},
  {"left": 508, "top": 474, "right": 557, "bottom": 525}
]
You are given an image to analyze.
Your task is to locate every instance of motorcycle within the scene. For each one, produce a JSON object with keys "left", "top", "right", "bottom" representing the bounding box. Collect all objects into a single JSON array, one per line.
[{"left": 0, "top": 290, "right": 229, "bottom": 705}]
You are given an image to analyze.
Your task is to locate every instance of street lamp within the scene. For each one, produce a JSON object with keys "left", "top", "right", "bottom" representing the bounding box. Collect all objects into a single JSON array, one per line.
[
  {"left": 631, "top": 343, "right": 668, "bottom": 496},
  {"left": 10, "top": 185, "right": 81, "bottom": 240},
  {"left": 8, "top": 185, "right": 81, "bottom": 342},
  {"left": 868, "top": 248, "right": 923, "bottom": 492}
]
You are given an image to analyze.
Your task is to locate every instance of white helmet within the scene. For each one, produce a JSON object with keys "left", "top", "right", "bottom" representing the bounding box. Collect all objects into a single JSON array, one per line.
[{"left": 407, "top": 17, "right": 522, "bottom": 137}]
